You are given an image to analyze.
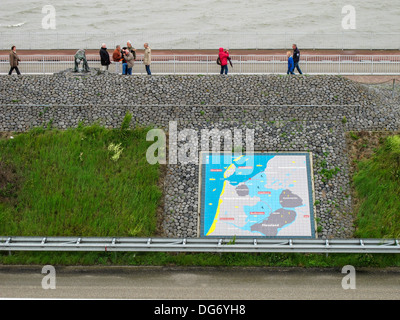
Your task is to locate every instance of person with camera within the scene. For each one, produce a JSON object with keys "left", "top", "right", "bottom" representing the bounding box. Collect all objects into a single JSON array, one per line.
[
  {"left": 120, "top": 47, "right": 129, "bottom": 75},
  {"left": 123, "top": 48, "right": 134, "bottom": 75}
]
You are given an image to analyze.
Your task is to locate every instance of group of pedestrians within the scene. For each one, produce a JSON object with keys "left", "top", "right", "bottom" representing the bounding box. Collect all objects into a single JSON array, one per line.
[
  {"left": 99, "top": 41, "right": 152, "bottom": 75},
  {"left": 217, "top": 43, "right": 303, "bottom": 76},
  {"left": 7, "top": 43, "right": 303, "bottom": 76}
]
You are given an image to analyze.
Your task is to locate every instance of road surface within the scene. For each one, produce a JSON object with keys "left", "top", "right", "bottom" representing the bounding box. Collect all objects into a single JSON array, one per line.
[{"left": 0, "top": 266, "right": 399, "bottom": 300}]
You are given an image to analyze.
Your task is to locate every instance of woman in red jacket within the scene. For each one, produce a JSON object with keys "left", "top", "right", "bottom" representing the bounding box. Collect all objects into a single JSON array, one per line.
[{"left": 219, "top": 47, "right": 229, "bottom": 75}]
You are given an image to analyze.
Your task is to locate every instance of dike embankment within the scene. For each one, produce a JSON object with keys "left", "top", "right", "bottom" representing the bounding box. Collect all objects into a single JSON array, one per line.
[{"left": 1, "top": 74, "right": 399, "bottom": 239}]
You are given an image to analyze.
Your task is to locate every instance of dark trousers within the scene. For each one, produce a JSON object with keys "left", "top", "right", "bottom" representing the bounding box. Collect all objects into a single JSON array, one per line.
[
  {"left": 145, "top": 65, "right": 151, "bottom": 75},
  {"left": 294, "top": 61, "right": 303, "bottom": 74},
  {"left": 220, "top": 65, "right": 228, "bottom": 75},
  {"left": 9, "top": 66, "right": 21, "bottom": 75}
]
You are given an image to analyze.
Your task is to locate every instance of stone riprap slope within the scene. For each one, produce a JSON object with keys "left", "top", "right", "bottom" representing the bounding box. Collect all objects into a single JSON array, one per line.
[
  {"left": 1, "top": 74, "right": 399, "bottom": 239},
  {"left": 0, "top": 74, "right": 380, "bottom": 106}
]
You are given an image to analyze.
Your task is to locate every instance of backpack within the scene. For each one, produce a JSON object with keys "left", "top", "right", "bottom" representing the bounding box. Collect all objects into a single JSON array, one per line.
[{"left": 216, "top": 57, "right": 221, "bottom": 65}]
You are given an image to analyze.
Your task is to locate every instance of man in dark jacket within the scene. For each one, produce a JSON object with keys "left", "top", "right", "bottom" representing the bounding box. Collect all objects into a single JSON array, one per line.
[
  {"left": 292, "top": 44, "right": 303, "bottom": 75},
  {"left": 9, "top": 46, "right": 21, "bottom": 75},
  {"left": 99, "top": 43, "right": 111, "bottom": 71}
]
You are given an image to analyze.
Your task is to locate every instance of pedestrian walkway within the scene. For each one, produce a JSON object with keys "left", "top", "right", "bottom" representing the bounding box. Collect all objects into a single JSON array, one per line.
[{"left": 1, "top": 53, "right": 399, "bottom": 76}]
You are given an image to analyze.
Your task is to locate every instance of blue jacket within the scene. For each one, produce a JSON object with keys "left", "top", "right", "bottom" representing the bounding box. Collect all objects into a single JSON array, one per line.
[{"left": 288, "top": 56, "right": 294, "bottom": 72}]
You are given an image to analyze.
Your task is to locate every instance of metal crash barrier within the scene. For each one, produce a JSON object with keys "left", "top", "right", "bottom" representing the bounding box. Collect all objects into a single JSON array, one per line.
[{"left": 1, "top": 237, "right": 399, "bottom": 254}]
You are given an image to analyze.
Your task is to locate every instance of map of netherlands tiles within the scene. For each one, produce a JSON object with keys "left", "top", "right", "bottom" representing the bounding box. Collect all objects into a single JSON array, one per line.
[{"left": 199, "top": 152, "right": 316, "bottom": 238}]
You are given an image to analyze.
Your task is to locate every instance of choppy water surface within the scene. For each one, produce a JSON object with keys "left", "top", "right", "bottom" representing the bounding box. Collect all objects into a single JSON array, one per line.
[{"left": 1, "top": 0, "right": 399, "bottom": 48}]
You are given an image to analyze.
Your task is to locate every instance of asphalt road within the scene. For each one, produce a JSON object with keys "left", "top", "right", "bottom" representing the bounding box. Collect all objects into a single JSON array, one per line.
[{"left": 0, "top": 266, "right": 399, "bottom": 300}]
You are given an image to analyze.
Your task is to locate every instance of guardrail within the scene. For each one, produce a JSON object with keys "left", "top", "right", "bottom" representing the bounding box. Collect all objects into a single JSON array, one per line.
[
  {"left": 1, "top": 32, "right": 400, "bottom": 50},
  {"left": 1, "top": 55, "right": 400, "bottom": 75},
  {"left": 1, "top": 237, "right": 399, "bottom": 253}
]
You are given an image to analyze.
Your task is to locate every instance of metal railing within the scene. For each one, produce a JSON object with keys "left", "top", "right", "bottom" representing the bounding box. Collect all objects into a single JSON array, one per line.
[
  {"left": 1, "top": 32, "right": 400, "bottom": 50},
  {"left": 1, "top": 237, "right": 399, "bottom": 253},
  {"left": 1, "top": 55, "right": 400, "bottom": 75}
]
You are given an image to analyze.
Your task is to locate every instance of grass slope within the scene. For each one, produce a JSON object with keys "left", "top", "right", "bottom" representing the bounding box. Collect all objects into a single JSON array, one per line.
[
  {"left": 0, "top": 117, "right": 162, "bottom": 238},
  {"left": 352, "top": 134, "right": 400, "bottom": 239}
]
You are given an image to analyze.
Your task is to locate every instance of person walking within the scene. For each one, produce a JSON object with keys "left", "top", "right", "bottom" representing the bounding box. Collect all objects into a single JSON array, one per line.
[
  {"left": 287, "top": 51, "right": 295, "bottom": 75},
  {"left": 8, "top": 46, "right": 21, "bottom": 75},
  {"left": 123, "top": 48, "right": 134, "bottom": 75},
  {"left": 292, "top": 44, "right": 303, "bottom": 74},
  {"left": 99, "top": 43, "right": 111, "bottom": 71},
  {"left": 218, "top": 47, "right": 229, "bottom": 75},
  {"left": 143, "top": 43, "right": 151, "bottom": 75}
]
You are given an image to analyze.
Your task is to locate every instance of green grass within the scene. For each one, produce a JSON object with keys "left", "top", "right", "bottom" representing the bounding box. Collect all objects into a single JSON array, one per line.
[
  {"left": 0, "top": 118, "right": 162, "bottom": 238},
  {"left": 353, "top": 134, "right": 400, "bottom": 239},
  {"left": 1, "top": 251, "right": 399, "bottom": 268}
]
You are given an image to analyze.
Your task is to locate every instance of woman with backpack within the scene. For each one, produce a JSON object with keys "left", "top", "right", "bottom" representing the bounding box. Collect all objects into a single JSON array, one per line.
[{"left": 218, "top": 47, "right": 230, "bottom": 75}]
